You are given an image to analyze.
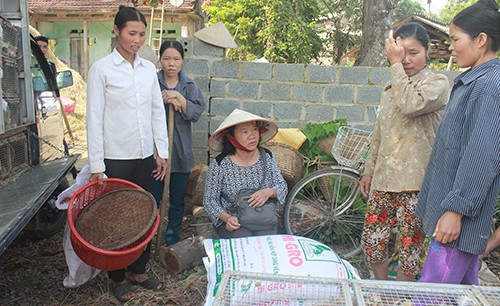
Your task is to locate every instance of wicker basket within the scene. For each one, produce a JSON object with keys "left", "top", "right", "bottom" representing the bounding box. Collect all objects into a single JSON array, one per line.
[
  {"left": 263, "top": 142, "right": 304, "bottom": 189},
  {"left": 75, "top": 188, "right": 157, "bottom": 251},
  {"left": 68, "top": 179, "right": 159, "bottom": 271}
]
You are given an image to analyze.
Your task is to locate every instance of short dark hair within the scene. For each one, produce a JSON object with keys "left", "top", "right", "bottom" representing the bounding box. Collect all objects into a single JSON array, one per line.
[
  {"left": 114, "top": 5, "right": 147, "bottom": 31},
  {"left": 452, "top": 0, "right": 500, "bottom": 52},
  {"left": 159, "top": 40, "right": 184, "bottom": 59},
  {"left": 394, "top": 22, "right": 430, "bottom": 51},
  {"left": 34, "top": 35, "right": 49, "bottom": 44}
]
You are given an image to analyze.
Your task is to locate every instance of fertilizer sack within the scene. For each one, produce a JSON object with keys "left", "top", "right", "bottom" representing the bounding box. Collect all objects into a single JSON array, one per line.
[{"left": 203, "top": 235, "right": 359, "bottom": 305}]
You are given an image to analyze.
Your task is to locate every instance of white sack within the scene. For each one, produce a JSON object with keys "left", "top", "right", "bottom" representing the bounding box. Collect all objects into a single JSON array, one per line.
[{"left": 203, "top": 234, "right": 359, "bottom": 305}]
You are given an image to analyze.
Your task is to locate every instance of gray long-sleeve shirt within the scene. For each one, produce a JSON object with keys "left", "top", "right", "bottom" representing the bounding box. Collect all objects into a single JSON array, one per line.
[
  {"left": 157, "top": 70, "right": 206, "bottom": 173},
  {"left": 415, "top": 58, "right": 500, "bottom": 255}
]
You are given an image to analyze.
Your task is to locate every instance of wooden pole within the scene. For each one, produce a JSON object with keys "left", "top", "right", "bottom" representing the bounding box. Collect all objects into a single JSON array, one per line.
[
  {"left": 57, "top": 97, "right": 74, "bottom": 142},
  {"left": 155, "top": 104, "right": 174, "bottom": 258}
]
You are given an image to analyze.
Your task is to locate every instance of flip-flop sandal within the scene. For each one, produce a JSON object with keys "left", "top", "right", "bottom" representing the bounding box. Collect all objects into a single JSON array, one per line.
[
  {"left": 130, "top": 277, "right": 163, "bottom": 291},
  {"left": 113, "top": 282, "right": 134, "bottom": 303}
]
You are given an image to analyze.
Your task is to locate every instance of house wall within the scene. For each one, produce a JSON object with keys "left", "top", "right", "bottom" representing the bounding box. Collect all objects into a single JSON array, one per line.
[{"left": 178, "top": 38, "right": 460, "bottom": 165}]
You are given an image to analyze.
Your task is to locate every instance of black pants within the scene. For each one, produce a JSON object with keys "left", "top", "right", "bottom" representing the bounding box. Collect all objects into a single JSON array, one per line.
[{"left": 104, "top": 156, "right": 155, "bottom": 282}]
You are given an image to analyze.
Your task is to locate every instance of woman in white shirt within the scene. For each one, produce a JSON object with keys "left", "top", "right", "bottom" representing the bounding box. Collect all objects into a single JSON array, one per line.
[{"left": 86, "top": 5, "right": 168, "bottom": 302}]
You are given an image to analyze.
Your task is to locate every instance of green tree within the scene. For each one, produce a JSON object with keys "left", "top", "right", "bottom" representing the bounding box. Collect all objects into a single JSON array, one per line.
[
  {"left": 203, "top": 0, "right": 323, "bottom": 63},
  {"left": 439, "top": 0, "right": 474, "bottom": 23},
  {"left": 317, "top": 0, "right": 363, "bottom": 64},
  {"left": 393, "top": 0, "right": 426, "bottom": 21}
]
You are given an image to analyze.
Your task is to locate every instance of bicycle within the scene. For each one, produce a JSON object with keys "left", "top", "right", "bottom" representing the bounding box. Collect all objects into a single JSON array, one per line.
[{"left": 283, "top": 126, "right": 372, "bottom": 259}]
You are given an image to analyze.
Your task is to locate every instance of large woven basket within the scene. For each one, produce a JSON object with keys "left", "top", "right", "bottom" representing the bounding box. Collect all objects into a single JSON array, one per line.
[
  {"left": 75, "top": 188, "right": 157, "bottom": 251},
  {"left": 68, "top": 178, "right": 159, "bottom": 271},
  {"left": 263, "top": 142, "right": 304, "bottom": 189}
]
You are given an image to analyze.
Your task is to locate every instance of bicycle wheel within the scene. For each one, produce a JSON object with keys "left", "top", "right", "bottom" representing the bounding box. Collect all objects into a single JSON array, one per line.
[{"left": 283, "top": 167, "right": 365, "bottom": 258}]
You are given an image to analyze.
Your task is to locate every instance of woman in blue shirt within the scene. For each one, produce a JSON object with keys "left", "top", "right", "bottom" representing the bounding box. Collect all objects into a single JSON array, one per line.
[
  {"left": 416, "top": 0, "right": 500, "bottom": 285},
  {"left": 153, "top": 40, "right": 207, "bottom": 246}
]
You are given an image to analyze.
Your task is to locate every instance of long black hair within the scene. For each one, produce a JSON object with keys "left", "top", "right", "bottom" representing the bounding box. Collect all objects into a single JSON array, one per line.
[{"left": 452, "top": 0, "right": 500, "bottom": 52}]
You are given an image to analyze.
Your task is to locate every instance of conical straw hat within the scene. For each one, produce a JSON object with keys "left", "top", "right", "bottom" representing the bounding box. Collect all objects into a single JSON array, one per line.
[
  {"left": 208, "top": 109, "right": 278, "bottom": 152},
  {"left": 194, "top": 22, "right": 238, "bottom": 49}
]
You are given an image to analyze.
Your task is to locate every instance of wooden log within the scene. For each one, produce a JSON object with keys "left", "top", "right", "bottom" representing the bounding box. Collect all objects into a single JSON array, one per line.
[
  {"left": 159, "top": 206, "right": 219, "bottom": 274},
  {"left": 192, "top": 206, "right": 218, "bottom": 239},
  {"left": 184, "top": 164, "right": 208, "bottom": 214},
  {"left": 159, "top": 236, "right": 206, "bottom": 274}
]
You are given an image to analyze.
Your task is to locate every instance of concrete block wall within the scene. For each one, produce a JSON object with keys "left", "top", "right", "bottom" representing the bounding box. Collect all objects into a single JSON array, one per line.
[{"left": 179, "top": 38, "right": 460, "bottom": 165}]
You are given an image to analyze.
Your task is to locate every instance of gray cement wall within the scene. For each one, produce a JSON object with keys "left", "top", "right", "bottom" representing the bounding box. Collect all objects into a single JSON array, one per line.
[{"left": 178, "top": 38, "right": 460, "bottom": 165}]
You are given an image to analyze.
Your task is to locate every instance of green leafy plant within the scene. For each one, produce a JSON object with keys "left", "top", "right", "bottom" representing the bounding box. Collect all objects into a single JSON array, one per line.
[{"left": 299, "top": 118, "right": 348, "bottom": 162}]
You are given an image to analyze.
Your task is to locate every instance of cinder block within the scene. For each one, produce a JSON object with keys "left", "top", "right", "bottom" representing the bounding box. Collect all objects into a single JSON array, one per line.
[
  {"left": 192, "top": 130, "right": 209, "bottom": 149},
  {"left": 305, "top": 105, "right": 335, "bottom": 122},
  {"left": 241, "top": 101, "right": 273, "bottom": 118},
  {"left": 183, "top": 58, "right": 209, "bottom": 76},
  {"left": 338, "top": 66, "right": 369, "bottom": 84},
  {"left": 369, "top": 67, "right": 391, "bottom": 85},
  {"left": 293, "top": 84, "right": 322, "bottom": 102},
  {"left": 210, "top": 98, "right": 240, "bottom": 117},
  {"left": 367, "top": 105, "right": 379, "bottom": 123},
  {"left": 273, "top": 103, "right": 303, "bottom": 121},
  {"left": 242, "top": 62, "right": 272, "bottom": 80},
  {"left": 211, "top": 60, "right": 240, "bottom": 78},
  {"left": 261, "top": 83, "right": 291, "bottom": 101},
  {"left": 192, "top": 38, "right": 226, "bottom": 57},
  {"left": 336, "top": 106, "right": 365, "bottom": 123},
  {"left": 325, "top": 86, "right": 355, "bottom": 103},
  {"left": 228, "top": 81, "right": 259, "bottom": 99},
  {"left": 193, "top": 148, "right": 209, "bottom": 166},
  {"left": 192, "top": 76, "right": 209, "bottom": 95},
  {"left": 307, "top": 65, "right": 337, "bottom": 83},
  {"left": 358, "top": 86, "right": 383, "bottom": 103},
  {"left": 193, "top": 112, "right": 209, "bottom": 131},
  {"left": 273, "top": 63, "right": 305, "bottom": 81},
  {"left": 210, "top": 79, "right": 227, "bottom": 98}
]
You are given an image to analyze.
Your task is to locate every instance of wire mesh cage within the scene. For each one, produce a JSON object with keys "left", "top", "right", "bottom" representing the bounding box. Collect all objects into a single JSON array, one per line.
[
  {"left": 472, "top": 286, "right": 500, "bottom": 306},
  {"left": 331, "top": 126, "right": 372, "bottom": 168},
  {"left": 213, "top": 271, "right": 354, "bottom": 306},
  {"left": 351, "top": 279, "right": 484, "bottom": 306}
]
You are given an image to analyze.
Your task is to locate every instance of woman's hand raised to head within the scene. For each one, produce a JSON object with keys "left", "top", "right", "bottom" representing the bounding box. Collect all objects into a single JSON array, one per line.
[{"left": 386, "top": 30, "right": 405, "bottom": 65}]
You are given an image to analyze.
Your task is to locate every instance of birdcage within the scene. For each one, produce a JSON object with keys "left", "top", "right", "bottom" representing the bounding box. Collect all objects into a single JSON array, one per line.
[
  {"left": 211, "top": 272, "right": 500, "bottom": 306},
  {"left": 212, "top": 271, "right": 354, "bottom": 306},
  {"left": 351, "top": 279, "right": 483, "bottom": 306}
]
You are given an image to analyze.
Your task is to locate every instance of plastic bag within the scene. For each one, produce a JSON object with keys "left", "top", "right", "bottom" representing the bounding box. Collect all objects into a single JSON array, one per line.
[
  {"left": 62, "top": 224, "right": 101, "bottom": 288},
  {"left": 56, "top": 164, "right": 104, "bottom": 210}
]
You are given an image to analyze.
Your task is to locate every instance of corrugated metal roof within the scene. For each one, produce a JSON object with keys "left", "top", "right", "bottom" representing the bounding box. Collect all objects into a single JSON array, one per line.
[{"left": 28, "top": 0, "right": 196, "bottom": 12}]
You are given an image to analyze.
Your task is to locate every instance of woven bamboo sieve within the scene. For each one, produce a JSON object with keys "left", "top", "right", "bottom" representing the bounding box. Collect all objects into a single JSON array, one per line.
[{"left": 75, "top": 188, "right": 157, "bottom": 251}]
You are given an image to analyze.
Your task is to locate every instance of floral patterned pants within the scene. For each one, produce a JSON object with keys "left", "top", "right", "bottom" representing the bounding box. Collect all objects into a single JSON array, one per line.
[{"left": 361, "top": 190, "right": 425, "bottom": 276}]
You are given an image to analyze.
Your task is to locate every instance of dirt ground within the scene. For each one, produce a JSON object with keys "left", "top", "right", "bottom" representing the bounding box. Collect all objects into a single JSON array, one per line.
[
  {"left": 0, "top": 212, "right": 498, "bottom": 306},
  {"left": 1, "top": 139, "right": 498, "bottom": 305}
]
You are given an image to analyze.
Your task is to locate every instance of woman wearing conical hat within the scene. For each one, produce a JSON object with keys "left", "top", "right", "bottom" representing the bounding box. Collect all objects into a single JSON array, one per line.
[{"left": 203, "top": 109, "right": 288, "bottom": 238}]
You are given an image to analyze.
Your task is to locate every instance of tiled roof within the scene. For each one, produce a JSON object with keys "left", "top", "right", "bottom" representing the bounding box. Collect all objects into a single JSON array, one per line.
[{"left": 28, "top": 0, "right": 196, "bottom": 13}]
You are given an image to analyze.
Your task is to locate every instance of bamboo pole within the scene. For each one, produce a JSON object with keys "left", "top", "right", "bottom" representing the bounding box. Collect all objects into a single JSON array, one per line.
[{"left": 155, "top": 104, "right": 174, "bottom": 258}]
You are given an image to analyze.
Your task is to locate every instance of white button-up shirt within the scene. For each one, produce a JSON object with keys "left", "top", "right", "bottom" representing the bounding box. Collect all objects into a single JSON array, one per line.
[{"left": 87, "top": 48, "right": 169, "bottom": 173}]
